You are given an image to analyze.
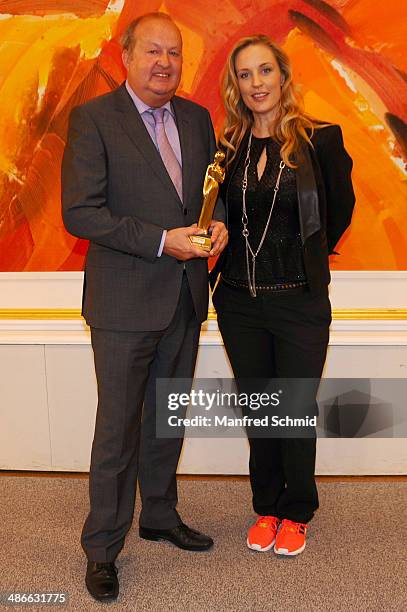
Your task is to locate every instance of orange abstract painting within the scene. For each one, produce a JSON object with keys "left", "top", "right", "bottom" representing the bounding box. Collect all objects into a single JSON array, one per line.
[{"left": 0, "top": 0, "right": 405, "bottom": 271}]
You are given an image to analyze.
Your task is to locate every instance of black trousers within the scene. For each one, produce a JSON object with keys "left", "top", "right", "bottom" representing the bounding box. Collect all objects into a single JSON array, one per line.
[
  {"left": 213, "top": 280, "right": 331, "bottom": 523},
  {"left": 82, "top": 275, "right": 200, "bottom": 562}
]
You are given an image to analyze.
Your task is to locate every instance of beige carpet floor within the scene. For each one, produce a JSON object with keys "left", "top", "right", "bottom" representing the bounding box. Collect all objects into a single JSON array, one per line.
[{"left": 0, "top": 476, "right": 406, "bottom": 611}]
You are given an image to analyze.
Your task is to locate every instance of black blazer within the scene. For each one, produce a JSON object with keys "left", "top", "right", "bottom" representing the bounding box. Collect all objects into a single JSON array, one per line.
[
  {"left": 210, "top": 125, "right": 355, "bottom": 295},
  {"left": 62, "top": 83, "right": 224, "bottom": 331}
]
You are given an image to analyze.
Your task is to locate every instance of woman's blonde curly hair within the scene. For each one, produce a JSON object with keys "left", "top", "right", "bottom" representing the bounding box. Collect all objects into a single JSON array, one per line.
[{"left": 219, "top": 35, "right": 322, "bottom": 168}]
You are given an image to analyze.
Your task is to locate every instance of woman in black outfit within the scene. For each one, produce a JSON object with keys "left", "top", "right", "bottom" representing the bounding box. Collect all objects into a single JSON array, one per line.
[{"left": 211, "top": 35, "right": 355, "bottom": 556}]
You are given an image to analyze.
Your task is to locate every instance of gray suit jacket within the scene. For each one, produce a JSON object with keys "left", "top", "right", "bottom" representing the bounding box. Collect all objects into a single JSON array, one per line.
[{"left": 62, "top": 83, "right": 224, "bottom": 331}]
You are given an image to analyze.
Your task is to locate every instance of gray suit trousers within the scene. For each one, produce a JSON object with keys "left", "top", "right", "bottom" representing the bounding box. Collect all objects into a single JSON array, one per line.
[{"left": 81, "top": 275, "right": 200, "bottom": 562}]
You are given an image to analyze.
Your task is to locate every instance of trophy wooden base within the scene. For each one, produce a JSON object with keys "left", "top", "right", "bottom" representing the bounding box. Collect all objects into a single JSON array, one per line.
[{"left": 189, "top": 234, "right": 212, "bottom": 252}]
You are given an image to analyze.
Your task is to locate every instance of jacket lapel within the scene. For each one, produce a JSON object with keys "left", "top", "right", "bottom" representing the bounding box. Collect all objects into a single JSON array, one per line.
[
  {"left": 113, "top": 84, "right": 182, "bottom": 206},
  {"left": 172, "top": 96, "right": 191, "bottom": 209},
  {"left": 221, "top": 130, "right": 250, "bottom": 229},
  {"left": 296, "top": 138, "right": 321, "bottom": 243}
]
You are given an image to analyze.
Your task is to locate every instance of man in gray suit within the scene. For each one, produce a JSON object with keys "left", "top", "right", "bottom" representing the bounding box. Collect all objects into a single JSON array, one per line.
[{"left": 62, "top": 12, "right": 227, "bottom": 601}]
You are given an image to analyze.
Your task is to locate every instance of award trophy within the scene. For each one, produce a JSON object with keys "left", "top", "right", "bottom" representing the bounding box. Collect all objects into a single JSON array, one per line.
[{"left": 189, "top": 150, "right": 226, "bottom": 252}]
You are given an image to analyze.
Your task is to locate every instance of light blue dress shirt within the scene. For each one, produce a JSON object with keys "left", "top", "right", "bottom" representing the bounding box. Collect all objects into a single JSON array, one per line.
[
  {"left": 125, "top": 82, "right": 184, "bottom": 257},
  {"left": 125, "top": 81, "right": 182, "bottom": 165}
]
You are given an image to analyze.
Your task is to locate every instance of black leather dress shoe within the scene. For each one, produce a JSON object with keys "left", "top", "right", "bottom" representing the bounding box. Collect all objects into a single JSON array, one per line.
[
  {"left": 85, "top": 561, "right": 119, "bottom": 601},
  {"left": 139, "top": 523, "right": 214, "bottom": 551}
]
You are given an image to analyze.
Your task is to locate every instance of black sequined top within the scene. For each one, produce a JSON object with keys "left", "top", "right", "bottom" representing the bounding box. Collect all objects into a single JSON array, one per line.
[{"left": 222, "top": 136, "right": 307, "bottom": 288}]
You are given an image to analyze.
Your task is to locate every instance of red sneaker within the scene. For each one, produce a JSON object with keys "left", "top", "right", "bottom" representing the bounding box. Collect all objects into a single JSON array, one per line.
[
  {"left": 247, "top": 516, "right": 281, "bottom": 552},
  {"left": 274, "top": 519, "right": 307, "bottom": 556}
]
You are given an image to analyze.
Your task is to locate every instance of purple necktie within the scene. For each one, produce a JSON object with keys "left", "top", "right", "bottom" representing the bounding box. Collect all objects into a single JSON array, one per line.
[{"left": 151, "top": 107, "right": 183, "bottom": 201}]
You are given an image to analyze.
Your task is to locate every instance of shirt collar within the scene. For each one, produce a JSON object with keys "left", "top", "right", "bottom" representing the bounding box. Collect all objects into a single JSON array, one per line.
[{"left": 125, "top": 80, "right": 174, "bottom": 117}]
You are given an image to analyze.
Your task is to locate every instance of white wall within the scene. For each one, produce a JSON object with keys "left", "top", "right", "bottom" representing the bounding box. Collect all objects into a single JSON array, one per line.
[{"left": 0, "top": 271, "right": 406, "bottom": 474}]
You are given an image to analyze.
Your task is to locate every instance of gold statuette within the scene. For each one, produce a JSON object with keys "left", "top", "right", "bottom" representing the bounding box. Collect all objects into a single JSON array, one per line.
[{"left": 190, "top": 150, "right": 225, "bottom": 251}]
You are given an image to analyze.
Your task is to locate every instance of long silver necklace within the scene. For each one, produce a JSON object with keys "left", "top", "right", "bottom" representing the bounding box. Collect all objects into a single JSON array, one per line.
[{"left": 241, "top": 131, "right": 286, "bottom": 297}]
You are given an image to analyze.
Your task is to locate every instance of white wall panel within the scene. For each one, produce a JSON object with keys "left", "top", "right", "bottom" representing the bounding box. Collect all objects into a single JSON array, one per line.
[
  {"left": 0, "top": 335, "right": 407, "bottom": 473},
  {"left": 181, "top": 341, "right": 407, "bottom": 475},
  {"left": 0, "top": 346, "right": 50, "bottom": 469},
  {"left": 316, "top": 438, "right": 407, "bottom": 475},
  {"left": 0, "top": 269, "right": 406, "bottom": 474},
  {"left": 1, "top": 271, "right": 406, "bottom": 309},
  {"left": 324, "top": 344, "right": 407, "bottom": 377},
  {"left": 45, "top": 345, "right": 97, "bottom": 471},
  {"left": 0, "top": 272, "right": 82, "bottom": 308}
]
